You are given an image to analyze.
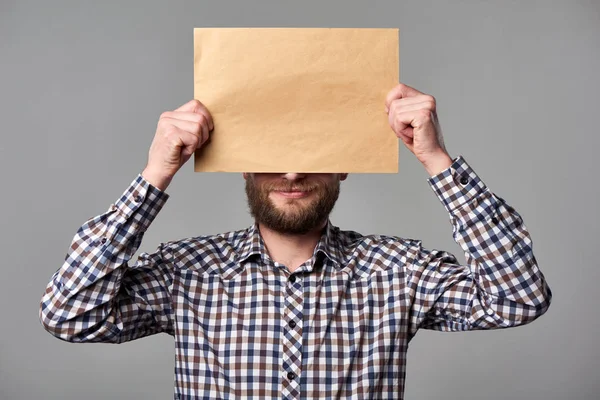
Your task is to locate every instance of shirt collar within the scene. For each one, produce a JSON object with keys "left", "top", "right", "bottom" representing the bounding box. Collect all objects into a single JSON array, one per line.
[
  {"left": 238, "top": 219, "right": 345, "bottom": 270},
  {"left": 237, "top": 222, "right": 264, "bottom": 264}
]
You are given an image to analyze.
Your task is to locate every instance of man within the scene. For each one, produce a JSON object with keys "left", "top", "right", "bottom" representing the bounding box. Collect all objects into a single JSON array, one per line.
[{"left": 40, "top": 83, "right": 552, "bottom": 399}]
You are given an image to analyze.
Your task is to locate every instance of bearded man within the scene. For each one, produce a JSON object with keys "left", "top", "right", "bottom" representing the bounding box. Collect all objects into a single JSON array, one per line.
[{"left": 40, "top": 83, "right": 552, "bottom": 400}]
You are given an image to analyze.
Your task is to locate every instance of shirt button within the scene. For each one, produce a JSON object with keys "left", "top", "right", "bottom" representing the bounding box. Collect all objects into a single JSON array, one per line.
[
  {"left": 459, "top": 175, "right": 469, "bottom": 185},
  {"left": 289, "top": 320, "right": 296, "bottom": 328},
  {"left": 101, "top": 237, "right": 107, "bottom": 244},
  {"left": 491, "top": 217, "right": 499, "bottom": 224},
  {"left": 287, "top": 372, "right": 296, "bottom": 380},
  {"left": 134, "top": 195, "right": 142, "bottom": 203},
  {"left": 289, "top": 275, "right": 296, "bottom": 283}
]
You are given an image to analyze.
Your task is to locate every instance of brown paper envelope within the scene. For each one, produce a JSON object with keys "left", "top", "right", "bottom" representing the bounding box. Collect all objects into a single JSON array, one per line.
[{"left": 193, "top": 28, "right": 399, "bottom": 173}]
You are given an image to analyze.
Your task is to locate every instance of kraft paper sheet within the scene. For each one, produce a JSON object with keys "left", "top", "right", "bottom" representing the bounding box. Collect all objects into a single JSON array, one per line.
[{"left": 193, "top": 28, "right": 399, "bottom": 173}]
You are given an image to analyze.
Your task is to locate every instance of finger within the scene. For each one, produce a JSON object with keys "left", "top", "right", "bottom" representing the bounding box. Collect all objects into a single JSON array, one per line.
[
  {"left": 162, "top": 111, "right": 209, "bottom": 124},
  {"left": 166, "top": 126, "right": 200, "bottom": 149},
  {"left": 389, "top": 109, "right": 410, "bottom": 137},
  {"left": 389, "top": 109, "right": 432, "bottom": 136},
  {"left": 160, "top": 117, "right": 204, "bottom": 140},
  {"left": 161, "top": 113, "right": 211, "bottom": 137},
  {"left": 199, "top": 121, "right": 209, "bottom": 145},
  {"left": 182, "top": 118, "right": 209, "bottom": 146},
  {"left": 179, "top": 129, "right": 205, "bottom": 157},
  {"left": 175, "top": 99, "right": 214, "bottom": 130},
  {"left": 385, "top": 83, "right": 424, "bottom": 111},
  {"left": 389, "top": 100, "right": 436, "bottom": 115},
  {"left": 195, "top": 103, "right": 214, "bottom": 132},
  {"left": 160, "top": 111, "right": 212, "bottom": 137},
  {"left": 388, "top": 95, "right": 436, "bottom": 111},
  {"left": 179, "top": 135, "right": 199, "bottom": 160},
  {"left": 397, "top": 129, "right": 413, "bottom": 144},
  {"left": 160, "top": 126, "right": 199, "bottom": 163},
  {"left": 175, "top": 99, "right": 202, "bottom": 112},
  {"left": 390, "top": 114, "right": 413, "bottom": 144}
]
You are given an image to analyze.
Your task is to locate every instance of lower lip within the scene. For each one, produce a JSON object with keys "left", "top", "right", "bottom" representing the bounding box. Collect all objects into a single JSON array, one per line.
[{"left": 273, "top": 191, "right": 311, "bottom": 199}]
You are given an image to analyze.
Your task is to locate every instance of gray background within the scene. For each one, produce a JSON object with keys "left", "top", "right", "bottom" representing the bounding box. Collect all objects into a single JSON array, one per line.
[{"left": 1, "top": 0, "right": 598, "bottom": 399}]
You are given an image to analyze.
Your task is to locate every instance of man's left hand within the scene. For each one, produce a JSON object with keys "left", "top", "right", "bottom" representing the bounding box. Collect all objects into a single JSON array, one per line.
[{"left": 385, "top": 83, "right": 453, "bottom": 176}]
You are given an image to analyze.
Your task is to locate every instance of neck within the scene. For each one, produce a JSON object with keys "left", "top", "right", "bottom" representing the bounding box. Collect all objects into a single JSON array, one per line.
[{"left": 258, "top": 220, "right": 327, "bottom": 273}]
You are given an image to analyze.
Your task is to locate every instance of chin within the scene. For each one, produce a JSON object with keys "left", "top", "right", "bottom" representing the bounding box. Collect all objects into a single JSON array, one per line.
[
  {"left": 271, "top": 195, "right": 312, "bottom": 206},
  {"left": 273, "top": 204, "right": 306, "bottom": 217}
]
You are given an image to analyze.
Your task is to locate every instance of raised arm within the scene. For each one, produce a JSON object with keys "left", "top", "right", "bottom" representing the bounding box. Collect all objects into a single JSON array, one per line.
[
  {"left": 406, "top": 157, "right": 551, "bottom": 336},
  {"left": 39, "top": 177, "right": 173, "bottom": 342},
  {"left": 384, "top": 83, "right": 551, "bottom": 337},
  {"left": 39, "top": 99, "right": 214, "bottom": 342}
]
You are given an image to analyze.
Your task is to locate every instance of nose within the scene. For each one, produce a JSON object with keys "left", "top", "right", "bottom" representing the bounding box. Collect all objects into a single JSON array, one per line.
[{"left": 282, "top": 173, "right": 306, "bottom": 181}]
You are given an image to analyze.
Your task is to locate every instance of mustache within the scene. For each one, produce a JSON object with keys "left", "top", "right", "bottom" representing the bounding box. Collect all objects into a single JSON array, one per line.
[{"left": 265, "top": 182, "right": 320, "bottom": 192}]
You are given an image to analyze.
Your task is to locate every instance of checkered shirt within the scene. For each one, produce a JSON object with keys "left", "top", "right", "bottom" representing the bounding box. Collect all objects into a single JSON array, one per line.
[{"left": 40, "top": 156, "right": 552, "bottom": 399}]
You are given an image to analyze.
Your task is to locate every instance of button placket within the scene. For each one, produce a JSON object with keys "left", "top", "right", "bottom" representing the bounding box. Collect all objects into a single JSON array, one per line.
[{"left": 281, "top": 273, "right": 303, "bottom": 399}]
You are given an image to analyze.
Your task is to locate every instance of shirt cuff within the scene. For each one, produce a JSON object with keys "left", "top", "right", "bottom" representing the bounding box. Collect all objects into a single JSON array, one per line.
[
  {"left": 113, "top": 174, "right": 170, "bottom": 231},
  {"left": 427, "top": 156, "right": 488, "bottom": 213}
]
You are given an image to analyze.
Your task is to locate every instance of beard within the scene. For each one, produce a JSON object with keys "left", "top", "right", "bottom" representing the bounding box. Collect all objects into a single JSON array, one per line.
[{"left": 245, "top": 176, "right": 340, "bottom": 235}]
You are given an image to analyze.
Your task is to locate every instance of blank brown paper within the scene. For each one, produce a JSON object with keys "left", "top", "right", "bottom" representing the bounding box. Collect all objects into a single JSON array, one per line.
[{"left": 193, "top": 28, "right": 399, "bottom": 173}]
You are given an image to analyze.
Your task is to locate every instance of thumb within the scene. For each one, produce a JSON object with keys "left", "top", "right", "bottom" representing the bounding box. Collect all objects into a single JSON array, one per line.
[{"left": 175, "top": 99, "right": 202, "bottom": 113}]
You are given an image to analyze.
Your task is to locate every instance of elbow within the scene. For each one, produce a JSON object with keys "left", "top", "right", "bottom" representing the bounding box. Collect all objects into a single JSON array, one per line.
[
  {"left": 39, "top": 285, "right": 89, "bottom": 343},
  {"left": 39, "top": 290, "right": 121, "bottom": 344},
  {"left": 39, "top": 304, "right": 118, "bottom": 343},
  {"left": 39, "top": 276, "right": 78, "bottom": 341},
  {"left": 507, "top": 281, "right": 553, "bottom": 327},
  {"left": 476, "top": 281, "right": 552, "bottom": 329},
  {"left": 39, "top": 292, "right": 77, "bottom": 342},
  {"left": 533, "top": 281, "right": 552, "bottom": 319},
  {"left": 512, "top": 292, "right": 551, "bottom": 328},
  {"left": 39, "top": 303, "right": 73, "bottom": 342},
  {"left": 508, "top": 250, "right": 553, "bottom": 325},
  {"left": 523, "top": 269, "right": 553, "bottom": 323}
]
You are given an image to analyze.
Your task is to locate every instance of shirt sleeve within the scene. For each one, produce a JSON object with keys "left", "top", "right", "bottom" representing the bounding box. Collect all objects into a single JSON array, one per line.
[
  {"left": 406, "top": 156, "right": 552, "bottom": 337},
  {"left": 39, "top": 174, "right": 174, "bottom": 343}
]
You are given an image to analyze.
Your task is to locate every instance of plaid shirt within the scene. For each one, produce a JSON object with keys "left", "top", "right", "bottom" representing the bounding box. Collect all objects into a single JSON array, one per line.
[{"left": 40, "top": 156, "right": 551, "bottom": 399}]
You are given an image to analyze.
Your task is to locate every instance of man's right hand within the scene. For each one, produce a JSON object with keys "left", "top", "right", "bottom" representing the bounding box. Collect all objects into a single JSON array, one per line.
[{"left": 141, "top": 99, "right": 214, "bottom": 191}]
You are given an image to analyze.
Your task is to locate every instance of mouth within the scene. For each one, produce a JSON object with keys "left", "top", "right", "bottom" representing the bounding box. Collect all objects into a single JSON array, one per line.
[{"left": 272, "top": 190, "right": 312, "bottom": 199}]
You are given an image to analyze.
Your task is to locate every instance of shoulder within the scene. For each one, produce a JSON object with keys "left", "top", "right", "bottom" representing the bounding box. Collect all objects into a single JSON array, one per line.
[
  {"left": 163, "top": 227, "right": 248, "bottom": 250},
  {"left": 161, "top": 227, "right": 251, "bottom": 274},
  {"left": 331, "top": 225, "right": 423, "bottom": 278}
]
